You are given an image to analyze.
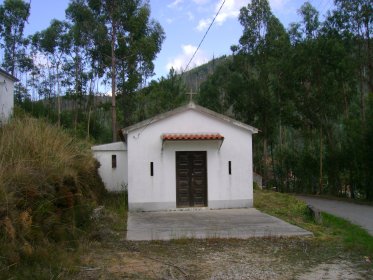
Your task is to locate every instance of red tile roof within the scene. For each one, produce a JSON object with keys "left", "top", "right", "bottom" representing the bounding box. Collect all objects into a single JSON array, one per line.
[{"left": 162, "top": 133, "right": 224, "bottom": 141}]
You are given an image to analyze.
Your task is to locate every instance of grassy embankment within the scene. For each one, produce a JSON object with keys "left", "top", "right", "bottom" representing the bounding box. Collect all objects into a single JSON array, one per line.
[
  {"left": 0, "top": 115, "right": 107, "bottom": 279},
  {"left": 254, "top": 189, "right": 373, "bottom": 260}
]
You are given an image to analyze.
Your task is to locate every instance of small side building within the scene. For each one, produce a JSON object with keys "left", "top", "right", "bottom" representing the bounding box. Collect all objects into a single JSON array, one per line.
[
  {"left": 0, "top": 69, "right": 18, "bottom": 124},
  {"left": 91, "top": 141, "right": 128, "bottom": 192}
]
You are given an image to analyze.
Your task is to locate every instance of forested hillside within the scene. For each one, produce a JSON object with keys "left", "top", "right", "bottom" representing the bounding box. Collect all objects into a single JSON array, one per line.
[
  {"left": 196, "top": 0, "right": 372, "bottom": 200},
  {"left": 1, "top": 0, "right": 372, "bottom": 200}
]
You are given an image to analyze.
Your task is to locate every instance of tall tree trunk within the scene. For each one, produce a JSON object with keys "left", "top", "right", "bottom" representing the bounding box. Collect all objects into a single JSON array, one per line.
[
  {"left": 319, "top": 127, "right": 323, "bottom": 194},
  {"left": 263, "top": 137, "right": 268, "bottom": 187},
  {"left": 56, "top": 62, "right": 61, "bottom": 128},
  {"left": 10, "top": 32, "right": 16, "bottom": 76},
  {"left": 73, "top": 47, "right": 80, "bottom": 132},
  {"left": 349, "top": 171, "right": 355, "bottom": 199},
  {"left": 111, "top": 17, "right": 117, "bottom": 142},
  {"left": 46, "top": 58, "right": 53, "bottom": 119},
  {"left": 270, "top": 142, "right": 278, "bottom": 191},
  {"left": 364, "top": 14, "right": 372, "bottom": 94},
  {"left": 87, "top": 105, "right": 92, "bottom": 140},
  {"left": 358, "top": 39, "right": 366, "bottom": 124}
]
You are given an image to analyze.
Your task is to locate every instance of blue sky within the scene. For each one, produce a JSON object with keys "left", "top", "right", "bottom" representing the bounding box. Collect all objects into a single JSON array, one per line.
[{"left": 11, "top": 0, "right": 334, "bottom": 79}]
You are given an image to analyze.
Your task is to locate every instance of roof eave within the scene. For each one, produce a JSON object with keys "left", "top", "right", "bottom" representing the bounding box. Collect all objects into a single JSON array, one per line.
[
  {"left": 193, "top": 104, "right": 259, "bottom": 133},
  {"left": 0, "top": 69, "right": 18, "bottom": 82}
]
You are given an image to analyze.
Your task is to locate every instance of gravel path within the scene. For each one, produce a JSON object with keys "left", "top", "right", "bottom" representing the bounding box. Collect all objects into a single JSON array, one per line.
[{"left": 297, "top": 196, "right": 373, "bottom": 235}]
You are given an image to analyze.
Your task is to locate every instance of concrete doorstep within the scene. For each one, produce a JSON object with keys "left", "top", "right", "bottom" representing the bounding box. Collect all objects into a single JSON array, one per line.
[{"left": 126, "top": 208, "right": 312, "bottom": 241}]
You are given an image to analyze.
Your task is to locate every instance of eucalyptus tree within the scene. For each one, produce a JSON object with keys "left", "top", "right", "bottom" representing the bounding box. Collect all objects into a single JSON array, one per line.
[
  {"left": 0, "top": 0, "right": 30, "bottom": 76},
  {"left": 287, "top": 2, "right": 324, "bottom": 193},
  {"left": 235, "top": 0, "right": 290, "bottom": 187},
  {"left": 298, "top": 1, "right": 320, "bottom": 39},
  {"left": 197, "top": 60, "right": 238, "bottom": 115},
  {"left": 365, "top": 94, "right": 373, "bottom": 200},
  {"left": 33, "top": 20, "right": 72, "bottom": 127},
  {"left": 285, "top": 1, "right": 361, "bottom": 195},
  {"left": 324, "top": 0, "right": 373, "bottom": 199},
  {"left": 65, "top": 1, "right": 97, "bottom": 133},
  {"left": 132, "top": 68, "right": 187, "bottom": 125},
  {"left": 66, "top": 0, "right": 165, "bottom": 141},
  {"left": 332, "top": 0, "right": 372, "bottom": 123}
]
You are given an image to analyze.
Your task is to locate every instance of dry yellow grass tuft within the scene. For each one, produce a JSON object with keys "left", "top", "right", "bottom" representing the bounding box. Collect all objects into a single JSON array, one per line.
[{"left": 0, "top": 116, "right": 106, "bottom": 268}]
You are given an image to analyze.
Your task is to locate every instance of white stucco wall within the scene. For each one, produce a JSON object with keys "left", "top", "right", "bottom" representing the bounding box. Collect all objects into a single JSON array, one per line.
[
  {"left": 92, "top": 142, "right": 128, "bottom": 192},
  {"left": 127, "top": 108, "right": 254, "bottom": 211},
  {"left": 0, "top": 73, "right": 15, "bottom": 124}
]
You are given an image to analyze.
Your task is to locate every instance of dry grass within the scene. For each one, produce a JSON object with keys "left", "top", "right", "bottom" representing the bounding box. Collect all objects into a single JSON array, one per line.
[{"left": 0, "top": 115, "right": 106, "bottom": 278}]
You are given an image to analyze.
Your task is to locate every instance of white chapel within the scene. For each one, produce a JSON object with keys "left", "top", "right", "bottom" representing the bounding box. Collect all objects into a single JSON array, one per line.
[{"left": 92, "top": 101, "right": 258, "bottom": 211}]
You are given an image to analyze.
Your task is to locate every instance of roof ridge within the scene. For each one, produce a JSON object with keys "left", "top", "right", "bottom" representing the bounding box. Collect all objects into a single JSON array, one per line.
[{"left": 121, "top": 102, "right": 258, "bottom": 136}]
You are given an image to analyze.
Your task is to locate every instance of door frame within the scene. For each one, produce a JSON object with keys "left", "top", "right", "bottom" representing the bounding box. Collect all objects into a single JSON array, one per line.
[{"left": 175, "top": 151, "right": 208, "bottom": 208}]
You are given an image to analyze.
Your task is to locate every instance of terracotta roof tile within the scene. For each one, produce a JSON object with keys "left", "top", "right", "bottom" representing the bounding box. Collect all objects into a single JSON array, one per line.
[{"left": 162, "top": 133, "right": 224, "bottom": 141}]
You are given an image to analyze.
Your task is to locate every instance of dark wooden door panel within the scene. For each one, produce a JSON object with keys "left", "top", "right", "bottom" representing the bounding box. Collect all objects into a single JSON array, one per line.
[{"left": 176, "top": 151, "right": 207, "bottom": 207}]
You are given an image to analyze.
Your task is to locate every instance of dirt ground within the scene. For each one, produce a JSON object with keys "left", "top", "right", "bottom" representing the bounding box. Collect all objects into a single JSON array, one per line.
[
  {"left": 72, "top": 208, "right": 373, "bottom": 280},
  {"left": 74, "top": 236, "right": 372, "bottom": 279}
]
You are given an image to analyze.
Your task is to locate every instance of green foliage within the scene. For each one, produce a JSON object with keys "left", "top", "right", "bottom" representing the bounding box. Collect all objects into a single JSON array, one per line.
[
  {"left": 196, "top": 0, "right": 372, "bottom": 200},
  {"left": 0, "top": 0, "right": 30, "bottom": 75},
  {"left": 73, "top": 0, "right": 165, "bottom": 93},
  {"left": 322, "top": 213, "right": 373, "bottom": 254},
  {"left": 122, "top": 68, "right": 188, "bottom": 126},
  {"left": 197, "top": 60, "right": 241, "bottom": 114},
  {"left": 103, "top": 190, "right": 128, "bottom": 217},
  {"left": 64, "top": 0, "right": 166, "bottom": 140},
  {"left": 254, "top": 189, "right": 310, "bottom": 226}
]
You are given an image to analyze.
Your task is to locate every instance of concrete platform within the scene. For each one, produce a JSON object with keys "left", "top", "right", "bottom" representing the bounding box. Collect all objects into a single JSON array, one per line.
[{"left": 126, "top": 208, "right": 312, "bottom": 241}]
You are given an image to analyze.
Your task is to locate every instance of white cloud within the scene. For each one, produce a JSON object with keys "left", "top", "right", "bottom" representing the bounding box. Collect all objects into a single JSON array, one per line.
[
  {"left": 166, "top": 44, "right": 209, "bottom": 72},
  {"left": 186, "top": 11, "right": 195, "bottom": 21},
  {"left": 196, "top": 0, "right": 247, "bottom": 31},
  {"left": 192, "top": 0, "right": 210, "bottom": 5},
  {"left": 196, "top": 18, "right": 210, "bottom": 31},
  {"left": 168, "top": 0, "right": 184, "bottom": 9}
]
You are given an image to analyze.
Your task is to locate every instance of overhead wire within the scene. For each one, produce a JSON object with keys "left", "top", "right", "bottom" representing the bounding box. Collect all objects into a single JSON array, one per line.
[
  {"left": 121, "top": 1, "right": 227, "bottom": 138},
  {"left": 182, "top": 0, "right": 226, "bottom": 75}
]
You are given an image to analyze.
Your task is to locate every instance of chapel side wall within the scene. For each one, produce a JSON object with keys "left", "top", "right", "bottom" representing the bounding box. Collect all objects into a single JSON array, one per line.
[
  {"left": 0, "top": 75, "right": 15, "bottom": 123},
  {"left": 93, "top": 150, "right": 128, "bottom": 192},
  {"left": 127, "top": 109, "right": 253, "bottom": 211}
]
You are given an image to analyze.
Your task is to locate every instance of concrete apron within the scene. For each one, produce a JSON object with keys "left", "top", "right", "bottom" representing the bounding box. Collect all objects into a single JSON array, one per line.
[{"left": 126, "top": 208, "right": 312, "bottom": 241}]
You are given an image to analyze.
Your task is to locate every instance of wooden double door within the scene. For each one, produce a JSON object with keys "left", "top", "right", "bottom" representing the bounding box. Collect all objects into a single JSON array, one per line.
[{"left": 176, "top": 151, "right": 207, "bottom": 208}]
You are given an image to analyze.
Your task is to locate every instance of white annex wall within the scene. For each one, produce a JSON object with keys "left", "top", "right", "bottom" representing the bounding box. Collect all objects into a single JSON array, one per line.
[
  {"left": 92, "top": 142, "right": 128, "bottom": 192},
  {"left": 127, "top": 108, "right": 254, "bottom": 211},
  {"left": 0, "top": 73, "right": 15, "bottom": 123}
]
